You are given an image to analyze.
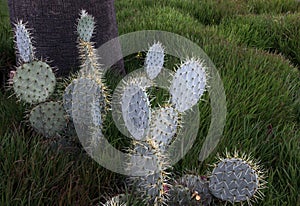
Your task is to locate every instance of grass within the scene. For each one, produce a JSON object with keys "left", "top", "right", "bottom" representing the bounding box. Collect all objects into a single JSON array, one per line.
[{"left": 1, "top": 0, "right": 300, "bottom": 205}]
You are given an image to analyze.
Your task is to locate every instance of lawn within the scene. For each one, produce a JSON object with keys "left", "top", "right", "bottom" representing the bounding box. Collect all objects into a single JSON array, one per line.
[{"left": 0, "top": 0, "right": 299, "bottom": 205}]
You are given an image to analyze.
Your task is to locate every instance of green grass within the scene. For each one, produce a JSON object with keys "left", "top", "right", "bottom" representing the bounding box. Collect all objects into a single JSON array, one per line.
[{"left": 1, "top": 0, "right": 300, "bottom": 205}]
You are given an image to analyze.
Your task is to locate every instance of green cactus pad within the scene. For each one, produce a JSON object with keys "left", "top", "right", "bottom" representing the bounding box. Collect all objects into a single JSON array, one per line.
[
  {"left": 149, "top": 105, "right": 179, "bottom": 151},
  {"left": 13, "top": 60, "right": 56, "bottom": 104},
  {"left": 14, "top": 20, "right": 34, "bottom": 63},
  {"left": 145, "top": 42, "right": 164, "bottom": 80},
  {"left": 121, "top": 85, "right": 151, "bottom": 140},
  {"left": 29, "top": 101, "right": 66, "bottom": 137},
  {"left": 170, "top": 59, "right": 207, "bottom": 112},
  {"left": 77, "top": 10, "right": 95, "bottom": 42},
  {"left": 209, "top": 158, "right": 260, "bottom": 203}
]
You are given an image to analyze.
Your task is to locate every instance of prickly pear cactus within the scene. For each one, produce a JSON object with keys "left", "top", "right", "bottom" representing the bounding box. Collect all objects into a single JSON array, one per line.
[
  {"left": 63, "top": 81, "right": 74, "bottom": 118},
  {"left": 178, "top": 174, "right": 212, "bottom": 206},
  {"left": 14, "top": 20, "right": 34, "bottom": 63},
  {"left": 209, "top": 154, "right": 265, "bottom": 204},
  {"left": 145, "top": 42, "right": 164, "bottom": 80},
  {"left": 77, "top": 10, "right": 95, "bottom": 42},
  {"left": 149, "top": 105, "right": 179, "bottom": 151},
  {"left": 121, "top": 85, "right": 151, "bottom": 140},
  {"left": 170, "top": 59, "right": 207, "bottom": 112},
  {"left": 13, "top": 60, "right": 56, "bottom": 104},
  {"left": 29, "top": 101, "right": 66, "bottom": 137}
]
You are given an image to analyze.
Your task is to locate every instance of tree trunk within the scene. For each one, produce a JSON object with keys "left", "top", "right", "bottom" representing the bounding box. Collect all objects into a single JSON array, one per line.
[{"left": 7, "top": 0, "right": 125, "bottom": 76}]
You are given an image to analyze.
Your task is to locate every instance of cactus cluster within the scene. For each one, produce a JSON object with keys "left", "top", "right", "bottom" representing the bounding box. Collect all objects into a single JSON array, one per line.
[{"left": 10, "top": 10, "right": 266, "bottom": 206}]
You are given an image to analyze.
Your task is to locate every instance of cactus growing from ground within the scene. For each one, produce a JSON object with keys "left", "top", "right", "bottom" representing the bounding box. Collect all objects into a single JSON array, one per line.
[
  {"left": 29, "top": 101, "right": 66, "bottom": 137},
  {"left": 208, "top": 152, "right": 266, "bottom": 204}
]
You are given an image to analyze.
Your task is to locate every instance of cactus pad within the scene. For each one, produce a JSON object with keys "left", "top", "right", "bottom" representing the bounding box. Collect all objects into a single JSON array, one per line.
[
  {"left": 170, "top": 59, "right": 207, "bottom": 112},
  {"left": 13, "top": 60, "right": 56, "bottom": 104},
  {"left": 149, "top": 105, "right": 179, "bottom": 151},
  {"left": 145, "top": 42, "right": 164, "bottom": 80},
  {"left": 29, "top": 101, "right": 66, "bottom": 137},
  {"left": 121, "top": 85, "right": 150, "bottom": 140},
  {"left": 209, "top": 158, "right": 260, "bottom": 203},
  {"left": 77, "top": 10, "right": 95, "bottom": 42},
  {"left": 178, "top": 174, "right": 212, "bottom": 206},
  {"left": 14, "top": 21, "right": 34, "bottom": 63}
]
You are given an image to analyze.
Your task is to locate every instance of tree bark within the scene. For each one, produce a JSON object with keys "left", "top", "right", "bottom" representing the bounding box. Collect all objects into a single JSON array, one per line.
[{"left": 7, "top": 0, "right": 125, "bottom": 76}]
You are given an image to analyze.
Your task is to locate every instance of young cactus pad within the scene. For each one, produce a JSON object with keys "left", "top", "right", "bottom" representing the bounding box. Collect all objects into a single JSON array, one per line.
[
  {"left": 145, "top": 42, "right": 164, "bottom": 80},
  {"left": 14, "top": 20, "right": 34, "bottom": 63},
  {"left": 209, "top": 156, "right": 265, "bottom": 203},
  {"left": 13, "top": 60, "right": 56, "bottom": 104},
  {"left": 77, "top": 10, "right": 95, "bottom": 42},
  {"left": 170, "top": 58, "right": 207, "bottom": 113},
  {"left": 149, "top": 105, "right": 179, "bottom": 151},
  {"left": 121, "top": 85, "right": 150, "bottom": 140},
  {"left": 178, "top": 174, "right": 212, "bottom": 206},
  {"left": 29, "top": 101, "right": 66, "bottom": 137}
]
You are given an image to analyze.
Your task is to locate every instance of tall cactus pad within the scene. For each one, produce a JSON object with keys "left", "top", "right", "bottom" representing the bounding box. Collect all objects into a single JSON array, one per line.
[
  {"left": 149, "top": 105, "right": 179, "bottom": 151},
  {"left": 170, "top": 59, "right": 207, "bottom": 112},
  {"left": 77, "top": 10, "right": 95, "bottom": 42},
  {"left": 209, "top": 157, "right": 263, "bottom": 203},
  {"left": 29, "top": 101, "right": 66, "bottom": 137},
  {"left": 71, "top": 77, "right": 106, "bottom": 127},
  {"left": 145, "top": 42, "right": 164, "bottom": 80},
  {"left": 178, "top": 174, "right": 212, "bottom": 206},
  {"left": 13, "top": 61, "right": 56, "bottom": 104},
  {"left": 121, "top": 85, "right": 150, "bottom": 140},
  {"left": 14, "top": 21, "right": 34, "bottom": 63}
]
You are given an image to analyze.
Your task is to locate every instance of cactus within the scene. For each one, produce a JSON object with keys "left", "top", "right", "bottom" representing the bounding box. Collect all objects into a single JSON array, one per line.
[
  {"left": 13, "top": 60, "right": 56, "bottom": 104},
  {"left": 29, "top": 101, "right": 66, "bottom": 137},
  {"left": 208, "top": 153, "right": 266, "bottom": 204},
  {"left": 77, "top": 10, "right": 95, "bottom": 42},
  {"left": 167, "top": 184, "right": 201, "bottom": 206},
  {"left": 149, "top": 105, "right": 179, "bottom": 151},
  {"left": 128, "top": 140, "right": 171, "bottom": 206},
  {"left": 169, "top": 58, "right": 207, "bottom": 113},
  {"left": 121, "top": 84, "right": 151, "bottom": 140},
  {"left": 178, "top": 174, "right": 212, "bottom": 206},
  {"left": 145, "top": 42, "right": 165, "bottom": 80},
  {"left": 14, "top": 20, "right": 34, "bottom": 63}
]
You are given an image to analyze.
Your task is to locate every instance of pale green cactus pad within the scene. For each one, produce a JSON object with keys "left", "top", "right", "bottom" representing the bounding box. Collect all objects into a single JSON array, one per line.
[
  {"left": 14, "top": 20, "right": 34, "bottom": 63},
  {"left": 209, "top": 158, "right": 260, "bottom": 203},
  {"left": 13, "top": 60, "right": 56, "bottom": 104},
  {"left": 77, "top": 10, "right": 95, "bottom": 42},
  {"left": 145, "top": 42, "right": 164, "bottom": 80},
  {"left": 170, "top": 59, "right": 207, "bottom": 112},
  {"left": 168, "top": 184, "right": 201, "bottom": 206},
  {"left": 121, "top": 85, "right": 151, "bottom": 140},
  {"left": 149, "top": 105, "right": 179, "bottom": 151},
  {"left": 29, "top": 101, "right": 66, "bottom": 137}
]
